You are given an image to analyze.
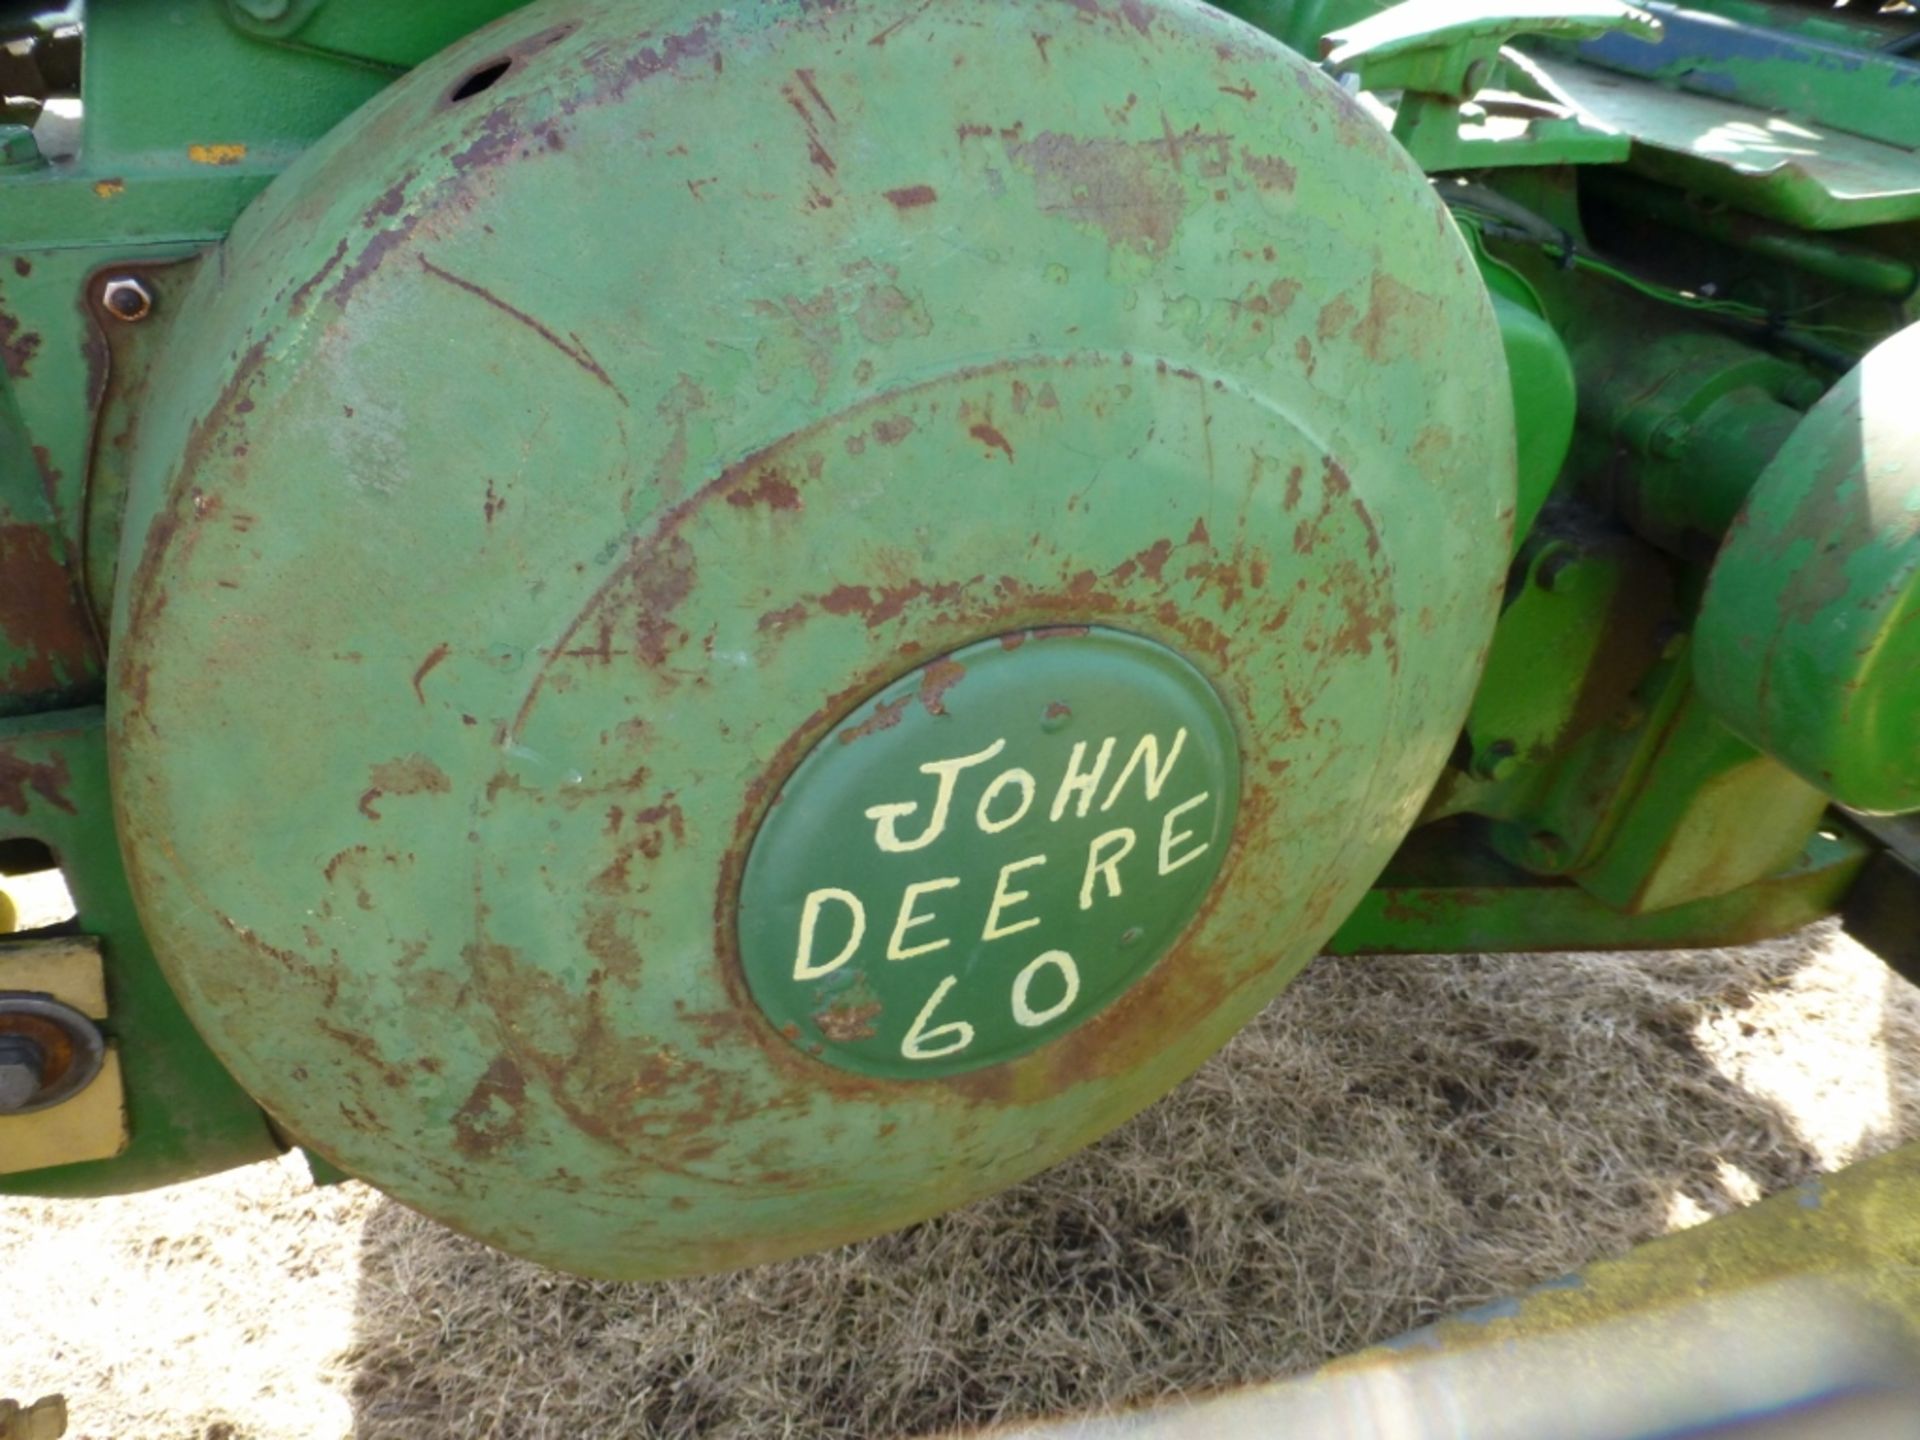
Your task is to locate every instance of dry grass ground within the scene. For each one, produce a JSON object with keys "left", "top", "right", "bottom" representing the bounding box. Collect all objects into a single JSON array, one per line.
[{"left": 6, "top": 924, "right": 1918, "bottom": 1440}]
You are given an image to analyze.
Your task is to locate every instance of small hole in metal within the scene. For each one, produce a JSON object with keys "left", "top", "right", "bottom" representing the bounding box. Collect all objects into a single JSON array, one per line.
[{"left": 450, "top": 58, "right": 512, "bottom": 102}]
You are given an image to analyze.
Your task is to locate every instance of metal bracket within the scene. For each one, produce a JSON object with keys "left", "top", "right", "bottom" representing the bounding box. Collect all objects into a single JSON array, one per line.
[{"left": 1324, "top": 0, "right": 1662, "bottom": 170}]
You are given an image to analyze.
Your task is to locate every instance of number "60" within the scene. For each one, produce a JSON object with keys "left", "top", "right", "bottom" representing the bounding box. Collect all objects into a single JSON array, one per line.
[{"left": 900, "top": 950, "right": 1081, "bottom": 1060}]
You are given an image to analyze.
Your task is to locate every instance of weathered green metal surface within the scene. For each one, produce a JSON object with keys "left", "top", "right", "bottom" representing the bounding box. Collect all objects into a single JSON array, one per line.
[
  {"left": 1574, "top": 2, "right": 1920, "bottom": 152},
  {"left": 1585, "top": 169, "right": 1919, "bottom": 301},
  {"left": 1473, "top": 270, "right": 1575, "bottom": 553},
  {"left": 1695, "top": 322, "right": 1920, "bottom": 816},
  {"left": 6, "top": 2, "right": 390, "bottom": 250},
  {"left": 740, "top": 628, "right": 1239, "bottom": 1078},
  {"left": 1323, "top": 0, "right": 1660, "bottom": 98},
  {"left": 1562, "top": 306, "right": 1810, "bottom": 560},
  {"left": 1535, "top": 56, "right": 1920, "bottom": 230},
  {"left": 105, "top": 0, "right": 1512, "bottom": 1276},
  {"left": 1328, "top": 815, "right": 1868, "bottom": 954},
  {"left": 0, "top": 249, "right": 108, "bottom": 723},
  {"left": 0, "top": 712, "right": 278, "bottom": 1197},
  {"left": 1463, "top": 529, "right": 1672, "bottom": 783},
  {"left": 218, "top": 0, "right": 533, "bottom": 68},
  {"left": 1322, "top": 1, "right": 1657, "bottom": 172}
]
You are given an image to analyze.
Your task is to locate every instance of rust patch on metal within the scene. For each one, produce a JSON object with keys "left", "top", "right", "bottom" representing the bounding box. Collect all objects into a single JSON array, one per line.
[
  {"left": 1316, "top": 293, "right": 1355, "bottom": 341},
  {"left": 11, "top": 259, "right": 29, "bottom": 278},
  {"left": 916, "top": 657, "right": 967, "bottom": 716},
  {"left": 782, "top": 64, "right": 839, "bottom": 180},
  {"left": 0, "top": 304, "right": 40, "bottom": 380},
  {"left": 838, "top": 695, "right": 910, "bottom": 745},
  {"left": 1239, "top": 146, "right": 1297, "bottom": 193},
  {"left": 287, "top": 237, "right": 349, "bottom": 315},
  {"left": 0, "top": 748, "right": 74, "bottom": 816},
  {"left": 814, "top": 1000, "right": 883, "bottom": 1043},
  {"left": 0, "top": 1011, "right": 75, "bottom": 1086},
  {"left": 1008, "top": 132, "right": 1190, "bottom": 255},
  {"left": 969, "top": 421, "right": 1016, "bottom": 460},
  {"left": 358, "top": 754, "right": 453, "bottom": 820},
  {"left": 867, "top": 0, "right": 938, "bottom": 47},
  {"left": 451, "top": 1056, "right": 530, "bottom": 1158},
  {"left": 325, "top": 219, "right": 420, "bottom": 309},
  {"left": 315, "top": 1021, "right": 412, "bottom": 1090},
  {"left": 411, "top": 643, "right": 451, "bottom": 703},
  {"left": 725, "top": 465, "right": 803, "bottom": 511},
  {"left": 419, "top": 257, "right": 626, "bottom": 404},
  {"left": 885, "top": 184, "right": 938, "bottom": 210},
  {"left": 758, "top": 600, "right": 809, "bottom": 633},
  {"left": 967, "top": 420, "right": 1013, "bottom": 458},
  {"left": 0, "top": 523, "right": 98, "bottom": 701},
  {"left": 1353, "top": 271, "right": 1441, "bottom": 364},
  {"left": 120, "top": 345, "right": 266, "bottom": 722}
]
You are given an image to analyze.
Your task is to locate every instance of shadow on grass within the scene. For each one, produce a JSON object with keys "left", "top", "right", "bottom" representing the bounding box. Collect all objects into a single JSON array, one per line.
[{"left": 342, "top": 928, "right": 1911, "bottom": 1439}]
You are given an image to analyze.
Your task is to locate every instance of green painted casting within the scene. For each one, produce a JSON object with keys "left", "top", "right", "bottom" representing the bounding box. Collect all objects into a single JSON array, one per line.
[
  {"left": 739, "top": 628, "right": 1239, "bottom": 1079},
  {"left": 1570, "top": 2, "right": 1920, "bottom": 152},
  {"left": 1327, "top": 817, "right": 1867, "bottom": 954},
  {"left": 1321, "top": 0, "right": 1656, "bottom": 171},
  {"left": 103, "top": 0, "right": 1511, "bottom": 1277},
  {"left": 0, "top": 712, "right": 280, "bottom": 1197},
  {"left": 1695, "top": 321, "right": 1920, "bottom": 815},
  {"left": 1323, "top": 0, "right": 1661, "bottom": 98},
  {"left": 0, "top": 0, "right": 1916, "bottom": 1271}
]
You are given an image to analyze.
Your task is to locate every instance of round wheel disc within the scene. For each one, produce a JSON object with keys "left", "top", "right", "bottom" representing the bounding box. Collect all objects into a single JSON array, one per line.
[{"left": 110, "top": 0, "right": 1512, "bottom": 1276}]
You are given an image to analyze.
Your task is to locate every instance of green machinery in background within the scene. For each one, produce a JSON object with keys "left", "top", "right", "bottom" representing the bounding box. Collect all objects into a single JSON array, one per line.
[{"left": 0, "top": 0, "right": 1915, "bottom": 1280}]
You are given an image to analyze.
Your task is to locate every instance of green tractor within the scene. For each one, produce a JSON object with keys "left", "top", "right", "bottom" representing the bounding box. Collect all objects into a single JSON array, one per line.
[{"left": 1, "top": 0, "right": 1915, "bottom": 1280}]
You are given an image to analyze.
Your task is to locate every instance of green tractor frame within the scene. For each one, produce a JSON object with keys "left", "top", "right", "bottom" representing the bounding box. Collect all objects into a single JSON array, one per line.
[{"left": 2, "top": 0, "right": 1918, "bottom": 1341}]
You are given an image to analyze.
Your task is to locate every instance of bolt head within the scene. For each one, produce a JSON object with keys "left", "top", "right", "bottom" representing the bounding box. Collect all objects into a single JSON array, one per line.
[
  {"left": 1473, "top": 739, "right": 1520, "bottom": 783},
  {"left": 101, "top": 275, "right": 154, "bottom": 323},
  {"left": 0, "top": 1053, "right": 41, "bottom": 1113},
  {"left": 1, "top": 124, "right": 45, "bottom": 171},
  {"left": 1648, "top": 415, "right": 1692, "bottom": 459},
  {"left": 1533, "top": 545, "right": 1584, "bottom": 593}
]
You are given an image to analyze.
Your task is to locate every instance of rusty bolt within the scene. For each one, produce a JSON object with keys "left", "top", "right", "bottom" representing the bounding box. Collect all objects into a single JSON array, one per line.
[
  {"left": 1533, "top": 544, "right": 1583, "bottom": 593},
  {"left": 0, "top": 1034, "right": 43, "bottom": 1114},
  {"left": 100, "top": 275, "right": 154, "bottom": 323}
]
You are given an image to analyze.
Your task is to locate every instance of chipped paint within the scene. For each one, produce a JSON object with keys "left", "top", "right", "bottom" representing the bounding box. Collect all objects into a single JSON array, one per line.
[
  {"left": 187, "top": 143, "right": 249, "bottom": 166},
  {"left": 106, "top": 0, "right": 1510, "bottom": 1279}
]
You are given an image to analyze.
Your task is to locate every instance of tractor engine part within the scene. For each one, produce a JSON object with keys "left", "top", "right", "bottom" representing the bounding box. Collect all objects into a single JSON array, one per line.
[
  {"left": 2, "top": 0, "right": 1917, "bottom": 1285},
  {"left": 101, "top": 0, "right": 1510, "bottom": 1276}
]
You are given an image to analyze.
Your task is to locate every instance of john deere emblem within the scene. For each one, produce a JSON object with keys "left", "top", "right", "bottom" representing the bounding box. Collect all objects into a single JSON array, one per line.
[{"left": 738, "top": 628, "right": 1239, "bottom": 1078}]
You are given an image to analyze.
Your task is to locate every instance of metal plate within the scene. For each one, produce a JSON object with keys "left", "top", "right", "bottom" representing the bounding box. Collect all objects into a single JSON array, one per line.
[
  {"left": 109, "top": 0, "right": 1513, "bottom": 1276},
  {"left": 1695, "top": 321, "right": 1920, "bottom": 814},
  {"left": 740, "top": 628, "right": 1239, "bottom": 1078}
]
